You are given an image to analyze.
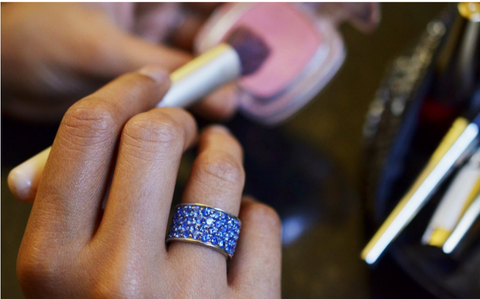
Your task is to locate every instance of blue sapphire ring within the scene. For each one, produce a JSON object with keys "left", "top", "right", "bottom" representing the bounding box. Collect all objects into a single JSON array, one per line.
[{"left": 166, "top": 203, "right": 241, "bottom": 259}]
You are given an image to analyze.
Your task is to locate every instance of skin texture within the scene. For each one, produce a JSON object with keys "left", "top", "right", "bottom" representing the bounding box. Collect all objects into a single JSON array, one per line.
[
  {"left": 1, "top": 3, "right": 239, "bottom": 122},
  {"left": 16, "top": 67, "right": 282, "bottom": 299}
]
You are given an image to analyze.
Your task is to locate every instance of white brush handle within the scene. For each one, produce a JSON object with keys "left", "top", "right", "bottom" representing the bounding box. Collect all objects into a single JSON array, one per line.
[
  {"left": 421, "top": 149, "right": 480, "bottom": 246},
  {"left": 8, "top": 44, "right": 241, "bottom": 202},
  {"left": 159, "top": 44, "right": 240, "bottom": 108}
]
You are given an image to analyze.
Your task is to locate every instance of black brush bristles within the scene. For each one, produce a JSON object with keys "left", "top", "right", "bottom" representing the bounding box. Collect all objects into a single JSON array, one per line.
[{"left": 226, "top": 27, "right": 270, "bottom": 76}]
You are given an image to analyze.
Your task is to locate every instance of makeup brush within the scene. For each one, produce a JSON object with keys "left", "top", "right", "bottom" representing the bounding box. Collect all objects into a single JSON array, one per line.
[
  {"left": 422, "top": 148, "right": 480, "bottom": 247},
  {"left": 8, "top": 27, "right": 270, "bottom": 202},
  {"left": 361, "top": 112, "right": 480, "bottom": 265},
  {"left": 159, "top": 26, "right": 270, "bottom": 108},
  {"left": 443, "top": 191, "right": 480, "bottom": 255}
]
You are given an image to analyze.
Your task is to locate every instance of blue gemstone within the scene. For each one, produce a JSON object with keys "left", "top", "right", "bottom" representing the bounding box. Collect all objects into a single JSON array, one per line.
[
  {"left": 233, "top": 234, "right": 239, "bottom": 240},
  {"left": 220, "top": 214, "right": 228, "bottom": 221},
  {"left": 205, "top": 217, "right": 214, "bottom": 226},
  {"left": 182, "top": 231, "right": 190, "bottom": 238},
  {"left": 218, "top": 240, "right": 225, "bottom": 248},
  {"left": 174, "top": 232, "right": 180, "bottom": 238},
  {"left": 228, "top": 239, "right": 236, "bottom": 247},
  {"left": 224, "top": 246, "right": 230, "bottom": 253},
  {"left": 211, "top": 211, "right": 220, "bottom": 219},
  {"left": 193, "top": 231, "right": 201, "bottom": 240},
  {"left": 224, "top": 232, "right": 230, "bottom": 240},
  {"left": 220, "top": 225, "right": 228, "bottom": 233},
  {"left": 215, "top": 221, "right": 223, "bottom": 228},
  {"left": 211, "top": 236, "right": 219, "bottom": 245},
  {"left": 228, "top": 247, "right": 235, "bottom": 255},
  {"left": 201, "top": 234, "right": 210, "bottom": 242},
  {"left": 203, "top": 207, "right": 211, "bottom": 216},
  {"left": 209, "top": 227, "right": 218, "bottom": 235},
  {"left": 217, "top": 231, "right": 224, "bottom": 238},
  {"left": 180, "top": 223, "right": 187, "bottom": 231}
]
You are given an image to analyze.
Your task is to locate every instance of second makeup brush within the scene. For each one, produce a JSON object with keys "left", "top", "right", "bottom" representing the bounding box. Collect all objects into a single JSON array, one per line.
[
  {"left": 422, "top": 148, "right": 480, "bottom": 247},
  {"left": 362, "top": 112, "right": 480, "bottom": 265}
]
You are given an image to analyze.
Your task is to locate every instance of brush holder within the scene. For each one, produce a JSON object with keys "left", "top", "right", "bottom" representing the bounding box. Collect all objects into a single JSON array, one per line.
[{"left": 363, "top": 5, "right": 480, "bottom": 299}]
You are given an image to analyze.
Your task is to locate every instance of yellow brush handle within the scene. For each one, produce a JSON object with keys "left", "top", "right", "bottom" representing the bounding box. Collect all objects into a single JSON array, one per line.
[{"left": 361, "top": 117, "right": 479, "bottom": 264}]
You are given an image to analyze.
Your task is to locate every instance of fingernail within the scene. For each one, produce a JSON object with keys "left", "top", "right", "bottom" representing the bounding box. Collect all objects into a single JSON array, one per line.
[
  {"left": 138, "top": 66, "right": 170, "bottom": 83},
  {"left": 208, "top": 125, "right": 231, "bottom": 134}
]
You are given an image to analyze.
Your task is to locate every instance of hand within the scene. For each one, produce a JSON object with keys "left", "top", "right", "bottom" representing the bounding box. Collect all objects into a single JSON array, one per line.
[
  {"left": 2, "top": 3, "right": 238, "bottom": 122},
  {"left": 16, "top": 67, "right": 281, "bottom": 298}
]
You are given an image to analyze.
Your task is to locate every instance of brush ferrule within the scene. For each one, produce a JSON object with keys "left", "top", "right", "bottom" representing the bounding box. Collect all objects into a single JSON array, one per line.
[{"left": 157, "top": 44, "right": 241, "bottom": 108}]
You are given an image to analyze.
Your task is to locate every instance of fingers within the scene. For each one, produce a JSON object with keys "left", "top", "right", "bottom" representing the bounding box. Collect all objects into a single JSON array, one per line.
[
  {"left": 96, "top": 108, "right": 197, "bottom": 256},
  {"left": 25, "top": 67, "right": 170, "bottom": 245},
  {"left": 190, "top": 84, "right": 240, "bottom": 121},
  {"left": 182, "top": 3, "right": 221, "bottom": 15},
  {"left": 168, "top": 126, "right": 245, "bottom": 277},
  {"left": 183, "top": 126, "right": 244, "bottom": 216},
  {"left": 168, "top": 9, "right": 205, "bottom": 51},
  {"left": 8, "top": 147, "right": 50, "bottom": 203},
  {"left": 229, "top": 197, "right": 282, "bottom": 298},
  {"left": 78, "top": 17, "right": 240, "bottom": 120},
  {"left": 134, "top": 3, "right": 183, "bottom": 44},
  {"left": 73, "top": 12, "right": 190, "bottom": 79}
]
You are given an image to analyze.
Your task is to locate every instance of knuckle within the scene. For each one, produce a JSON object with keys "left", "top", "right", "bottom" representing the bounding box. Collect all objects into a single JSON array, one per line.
[
  {"left": 246, "top": 202, "right": 281, "bottom": 231},
  {"left": 123, "top": 112, "right": 183, "bottom": 150},
  {"left": 17, "top": 248, "right": 63, "bottom": 288},
  {"left": 195, "top": 151, "right": 245, "bottom": 185},
  {"left": 61, "top": 99, "right": 117, "bottom": 145}
]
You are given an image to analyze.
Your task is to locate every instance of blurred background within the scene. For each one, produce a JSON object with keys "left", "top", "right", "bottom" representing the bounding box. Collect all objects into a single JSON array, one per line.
[{"left": 2, "top": 3, "right": 451, "bottom": 299}]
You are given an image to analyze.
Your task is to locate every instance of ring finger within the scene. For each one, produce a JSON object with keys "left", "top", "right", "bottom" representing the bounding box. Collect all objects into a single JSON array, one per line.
[{"left": 167, "top": 125, "right": 245, "bottom": 279}]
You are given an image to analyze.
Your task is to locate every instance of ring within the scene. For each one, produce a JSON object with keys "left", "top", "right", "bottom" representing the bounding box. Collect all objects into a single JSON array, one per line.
[{"left": 166, "top": 203, "right": 241, "bottom": 259}]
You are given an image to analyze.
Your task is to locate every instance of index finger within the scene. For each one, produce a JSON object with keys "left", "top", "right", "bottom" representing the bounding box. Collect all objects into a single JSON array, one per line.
[{"left": 23, "top": 67, "right": 170, "bottom": 246}]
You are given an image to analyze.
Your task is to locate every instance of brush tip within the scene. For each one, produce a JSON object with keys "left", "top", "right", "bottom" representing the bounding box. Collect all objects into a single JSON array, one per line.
[{"left": 226, "top": 27, "right": 270, "bottom": 76}]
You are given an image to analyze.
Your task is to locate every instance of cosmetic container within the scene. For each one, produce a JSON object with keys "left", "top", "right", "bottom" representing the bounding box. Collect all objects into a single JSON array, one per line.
[{"left": 194, "top": 3, "right": 379, "bottom": 125}]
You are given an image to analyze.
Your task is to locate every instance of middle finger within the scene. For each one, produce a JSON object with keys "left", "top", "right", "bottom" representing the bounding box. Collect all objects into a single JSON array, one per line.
[{"left": 95, "top": 107, "right": 197, "bottom": 257}]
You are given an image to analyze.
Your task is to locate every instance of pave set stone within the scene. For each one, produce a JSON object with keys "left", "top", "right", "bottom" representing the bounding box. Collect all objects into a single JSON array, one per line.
[{"left": 167, "top": 204, "right": 241, "bottom": 257}]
